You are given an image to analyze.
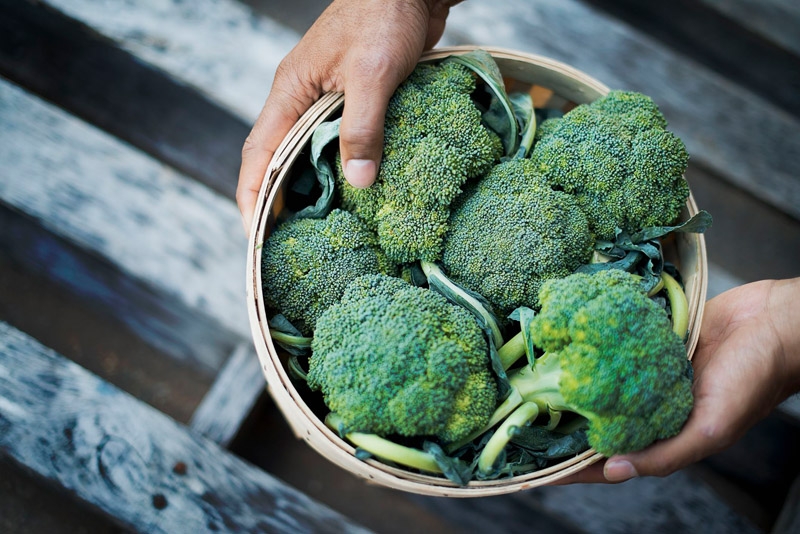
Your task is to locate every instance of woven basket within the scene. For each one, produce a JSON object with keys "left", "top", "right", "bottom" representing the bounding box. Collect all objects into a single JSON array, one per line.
[{"left": 245, "top": 46, "right": 708, "bottom": 497}]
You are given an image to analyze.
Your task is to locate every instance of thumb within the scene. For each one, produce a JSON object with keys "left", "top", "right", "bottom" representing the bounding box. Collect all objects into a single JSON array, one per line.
[{"left": 339, "top": 54, "right": 406, "bottom": 189}]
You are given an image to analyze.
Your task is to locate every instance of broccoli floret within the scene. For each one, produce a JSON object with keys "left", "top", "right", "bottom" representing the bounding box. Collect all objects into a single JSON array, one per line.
[
  {"left": 477, "top": 270, "right": 692, "bottom": 473},
  {"left": 261, "top": 209, "right": 396, "bottom": 335},
  {"left": 308, "top": 274, "right": 498, "bottom": 443},
  {"left": 336, "top": 60, "right": 503, "bottom": 264},
  {"left": 440, "top": 158, "right": 594, "bottom": 317},
  {"left": 532, "top": 90, "right": 690, "bottom": 240}
]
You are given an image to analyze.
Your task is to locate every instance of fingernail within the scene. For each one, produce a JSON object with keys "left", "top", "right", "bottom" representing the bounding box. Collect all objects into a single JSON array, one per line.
[
  {"left": 344, "top": 159, "right": 377, "bottom": 188},
  {"left": 604, "top": 460, "right": 638, "bottom": 482}
]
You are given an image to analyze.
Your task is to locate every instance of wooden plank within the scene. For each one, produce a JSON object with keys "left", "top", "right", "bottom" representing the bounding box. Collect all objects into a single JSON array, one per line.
[
  {"left": 0, "top": 0, "right": 250, "bottom": 199},
  {"left": 0, "top": 77, "right": 249, "bottom": 346},
  {"left": 580, "top": 0, "right": 800, "bottom": 118},
  {"left": 190, "top": 344, "right": 266, "bottom": 447},
  {"left": 409, "top": 470, "right": 760, "bottom": 533},
  {"left": 0, "top": 204, "right": 238, "bottom": 373},
  {"left": 699, "top": 0, "right": 800, "bottom": 57},
  {"left": 0, "top": 321, "right": 370, "bottom": 534},
  {"left": 773, "top": 474, "right": 800, "bottom": 534},
  {"left": 441, "top": 0, "right": 800, "bottom": 220},
  {"left": 42, "top": 0, "right": 299, "bottom": 122}
]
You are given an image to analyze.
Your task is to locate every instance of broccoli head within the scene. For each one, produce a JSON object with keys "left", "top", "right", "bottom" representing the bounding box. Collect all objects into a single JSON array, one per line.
[
  {"left": 261, "top": 209, "right": 395, "bottom": 335},
  {"left": 532, "top": 90, "right": 690, "bottom": 240},
  {"left": 441, "top": 158, "right": 594, "bottom": 317},
  {"left": 478, "top": 269, "right": 692, "bottom": 471},
  {"left": 336, "top": 60, "right": 503, "bottom": 264},
  {"left": 308, "top": 274, "right": 498, "bottom": 443}
]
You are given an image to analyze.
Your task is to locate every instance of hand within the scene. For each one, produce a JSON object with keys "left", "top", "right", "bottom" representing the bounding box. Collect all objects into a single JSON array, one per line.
[
  {"left": 556, "top": 277, "right": 800, "bottom": 484},
  {"left": 237, "top": 0, "right": 460, "bottom": 235}
]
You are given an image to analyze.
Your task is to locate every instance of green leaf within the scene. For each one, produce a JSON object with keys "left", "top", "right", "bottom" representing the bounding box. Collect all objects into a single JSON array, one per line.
[
  {"left": 423, "top": 441, "right": 473, "bottom": 486},
  {"left": 268, "top": 314, "right": 312, "bottom": 356},
  {"left": 510, "top": 426, "right": 590, "bottom": 459},
  {"left": 510, "top": 92, "right": 536, "bottom": 158},
  {"left": 293, "top": 118, "right": 341, "bottom": 220},
  {"left": 630, "top": 210, "right": 713, "bottom": 243}
]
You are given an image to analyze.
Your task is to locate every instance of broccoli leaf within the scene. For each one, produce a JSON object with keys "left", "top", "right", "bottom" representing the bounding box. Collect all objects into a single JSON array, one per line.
[
  {"left": 268, "top": 314, "right": 312, "bottom": 356},
  {"left": 630, "top": 210, "right": 713, "bottom": 243},
  {"left": 508, "top": 306, "right": 537, "bottom": 367},
  {"left": 295, "top": 118, "right": 340, "bottom": 220},
  {"left": 423, "top": 441, "right": 473, "bottom": 486},
  {"left": 510, "top": 426, "right": 590, "bottom": 459},
  {"left": 510, "top": 92, "right": 536, "bottom": 158}
]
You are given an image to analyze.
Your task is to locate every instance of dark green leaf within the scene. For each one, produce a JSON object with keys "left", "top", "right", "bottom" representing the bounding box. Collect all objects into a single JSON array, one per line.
[
  {"left": 423, "top": 441, "right": 473, "bottom": 486},
  {"left": 630, "top": 210, "right": 713, "bottom": 243},
  {"left": 510, "top": 92, "right": 536, "bottom": 158},
  {"left": 293, "top": 118, "right": 341, "bottom": 220}
]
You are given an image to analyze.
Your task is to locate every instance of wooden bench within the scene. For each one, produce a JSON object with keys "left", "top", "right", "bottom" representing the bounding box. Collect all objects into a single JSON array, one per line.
[{"left": 1, "top": 0, "right": 798, "bottom": 532}]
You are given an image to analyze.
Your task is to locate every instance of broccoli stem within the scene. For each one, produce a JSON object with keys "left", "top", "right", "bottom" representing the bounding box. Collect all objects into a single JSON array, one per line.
[
  {"left": 420, "top": 261, "right": 504, "bottom": 348},
  {"left": 477, "top": 401, "right": 540, "bottom": 475},
  {"left": 661, "top": 272, "right": 689, "bottom": 341},
  {"left": 269, "top": 329, "right": 312, "bottom": 349},
  {"left": 445, "top": 388, "right": 524, "bottom": 453},
  {"left": 325, "top": 413, "right": 443, "bottom": 474},
  {"left": 497, "top": 330, "right": 526, "bottom": 370},
  {"left": 648, "top": 276, "right": 665, "bottom": 297}
]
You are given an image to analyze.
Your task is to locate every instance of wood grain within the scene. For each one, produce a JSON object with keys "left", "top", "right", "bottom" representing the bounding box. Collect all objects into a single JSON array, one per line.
[
  {"left": 0, "top": 322, "right": 370, "bottom": 534},
  {"left": 0, "top": 0, "right": 250, "bottom": 199},
  {"left": 190, "top": 344, "right": 266, "bottom": 447},
  {"left": 0, "top": 78, "right": 249, "bottom": 346}
]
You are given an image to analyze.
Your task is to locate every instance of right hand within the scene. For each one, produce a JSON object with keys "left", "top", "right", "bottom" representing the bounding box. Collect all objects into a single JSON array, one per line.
[{"left": 237, "top": 0, "right": 460, "bottom": 235}]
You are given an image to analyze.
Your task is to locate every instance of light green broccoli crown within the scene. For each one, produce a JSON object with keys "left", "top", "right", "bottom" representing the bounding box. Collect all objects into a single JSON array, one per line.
[
  {"left": 308, "top": 274, "right": 497, "bottom": 443},
  {"left": 441, "top": 158, "right": 594, "bottom": 317},
  {"left": 260, "top": 209, "right": 396, "bottom": 335},
  {"left": 337, "top": 61, "right": 503, "bottom": 264},
  {"left": 528, "top": 269, "right": 693, "bottom": 455},
  {"left": 532, "top": 90, "right": 690, "bottom": 241}
]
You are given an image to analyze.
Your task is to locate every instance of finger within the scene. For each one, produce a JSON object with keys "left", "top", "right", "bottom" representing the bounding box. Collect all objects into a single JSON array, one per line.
[
  {"left": 338, "top": 51, "right": 408, "bottom": 188},
  {"left": 549, "top": 461, "right": 610, "bottom": 485},
  {"left": 603, "top": 408, "right": 733, "bottom": 482},
  {"left": 238, "top": 75, "right": 316, "bottom": 235}
]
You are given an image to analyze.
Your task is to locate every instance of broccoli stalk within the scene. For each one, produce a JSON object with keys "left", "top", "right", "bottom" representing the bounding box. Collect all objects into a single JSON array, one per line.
[
  {"left": 662, "top": 271, "right": 689, "bottom": 340},
  {"left": 325, "top": 413, "right": 442, "bottom": 474},
  {"left": 473, "top": 270, "right": 693, "bottom": 473}
]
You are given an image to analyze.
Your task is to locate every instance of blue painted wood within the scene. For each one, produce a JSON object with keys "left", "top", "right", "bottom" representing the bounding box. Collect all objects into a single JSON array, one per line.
[
  {"left": 0, "top": 204, "right": 239, "bottom": 374},
  {"left": 0, "top": 322, "right": 370, "bottom": 534},
  {"left": 190, "top": 344, "right": 266, "bottom": 446}
]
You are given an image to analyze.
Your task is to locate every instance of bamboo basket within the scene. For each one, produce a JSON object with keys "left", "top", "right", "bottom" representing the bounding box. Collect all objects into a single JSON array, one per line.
[{"left": 245, "top": 46, "right": 708, "bottom": 497}]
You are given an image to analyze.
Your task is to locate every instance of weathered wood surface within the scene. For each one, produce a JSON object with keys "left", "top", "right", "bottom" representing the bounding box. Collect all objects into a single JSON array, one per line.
[
  {"left": 42, "top": 0, "right": 298, "bottom": 122},
  {"left": 699, "top": 0, "right": 800, "bottom": 57},
  {"left": 412, "top": 471, "right": 761, "bottom": 534},
  {"left": 0, "top": 322, "right": 371, "bottom": 534},
  {"left": 0, "top": 78, "right": 249, "bottom": 355},
  {"left": 0, "top": 0, "right": 250, "bottom": 199},
  {"left": 773, "top": 473, "right": 800, "bottom": 534},
  {"left": 190, "top": 344, "right": 265, "bottom": 447},
  {"left": 442, "top": 0, "right": 800, "bottom": 220},
  {"left": 0, "top": 204, "right": 240, "bottom": 374}
]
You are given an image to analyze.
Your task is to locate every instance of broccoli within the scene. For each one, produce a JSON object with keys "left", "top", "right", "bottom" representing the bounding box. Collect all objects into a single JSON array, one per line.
[
  {"left": 308, "top": 274, "right": 498, "bottom": 444},
  {"left": 477, "top": 269, "right": 693, "bottom": 474},
  {"left": 440, "top": 158, "right": 594, "bottom": 317},
  {"left": 532, "top": 90, "right": 690, "bottom": 241},
  {"left": 261, "top": 209, "right": 396, "bottom": 336},
  {"left": 336, "top": 59, "right": 503, "bottom": 264}
]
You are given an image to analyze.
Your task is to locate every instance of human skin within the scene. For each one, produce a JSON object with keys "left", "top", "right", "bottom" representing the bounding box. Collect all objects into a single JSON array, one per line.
[
  {"left": 557, "top": 277, "right": 800, "bottom": 484},
  {"left": 237, "top": 0, "right": 460, "bottom": 235}
]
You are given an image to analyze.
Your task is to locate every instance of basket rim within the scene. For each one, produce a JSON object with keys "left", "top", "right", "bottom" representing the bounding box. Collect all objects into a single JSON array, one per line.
[{"left": 245, "top": 45, "right": 708, "bottom": 497}]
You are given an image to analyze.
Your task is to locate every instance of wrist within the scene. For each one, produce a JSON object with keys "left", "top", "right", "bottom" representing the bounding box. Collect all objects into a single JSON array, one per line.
[{"left": 767, "top": 277, "right": 800, "bottom": 396}]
